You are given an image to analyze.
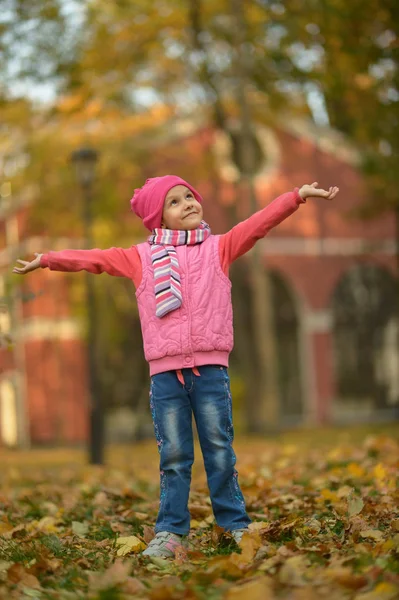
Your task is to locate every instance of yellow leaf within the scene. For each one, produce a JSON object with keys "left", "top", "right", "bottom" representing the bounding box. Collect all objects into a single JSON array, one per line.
[
  {"left": 375, "top": 583, "right": 399, "bottom": 596},
  {"left": 230, "top": 532, "right": 262, "bottom": 568},
  {"left": 249, "top": 521, "right": 269, "bottom": 532},
  {"left": 26, "top": 517, "right": 60, "bottom": 534},
  {"left": 320, "top": 489, "right": 339, "bottom": 503},
  {"left": 36, "top": 516, "right": 60, "bottom": 533},
  {"left": 359, "top": 529, "right": 384, "bottom": 541},
  {"left": 348, "top": 494, "right": 364, "bottom": 517},
  {"left": 347, "top": 463, "right": 365, "bottom": 478},
  {"left": 354, "top": 581, "right": 399, "bottom": 600},
  {"left": 205, "top": 515, "right": 214, "bottom": 524},
  {"left": 373, "top": 464, "right": 388, "bottom": 481},
  {"left": 382, "top": 539, "right": 395, "bottom": 551},
  {"left": 190, "top": 519, "right": 201, "bottom": 529},
  {"left": 116, "top": 535, "right": 146, "bottom": 556}
]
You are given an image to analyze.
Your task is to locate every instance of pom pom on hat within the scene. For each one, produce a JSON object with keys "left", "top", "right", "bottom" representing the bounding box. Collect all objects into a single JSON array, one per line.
[{"left": 130, "top": 175, "right": 203, "bottom": 231}]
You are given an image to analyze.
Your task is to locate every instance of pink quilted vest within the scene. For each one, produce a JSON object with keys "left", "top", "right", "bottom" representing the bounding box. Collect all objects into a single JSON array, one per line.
[{"left": 135, "top": 235, "right": 233, "bottom": 376}]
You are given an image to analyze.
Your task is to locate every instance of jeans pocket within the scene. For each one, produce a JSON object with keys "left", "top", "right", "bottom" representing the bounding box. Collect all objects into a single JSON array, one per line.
[{"left": 199, "top": 365, "right": 227, "bottom": 381}]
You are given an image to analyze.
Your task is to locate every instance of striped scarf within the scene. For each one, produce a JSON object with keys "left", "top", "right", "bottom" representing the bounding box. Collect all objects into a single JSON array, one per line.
[{"left": 148, "top": 222, "right": 211, "bottom": 318}]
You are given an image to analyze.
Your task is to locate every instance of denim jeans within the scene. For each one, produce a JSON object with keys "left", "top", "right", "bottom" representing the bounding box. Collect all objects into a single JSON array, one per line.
[{"left": 149, "top": 365, "right": 251, "bottom": 535}]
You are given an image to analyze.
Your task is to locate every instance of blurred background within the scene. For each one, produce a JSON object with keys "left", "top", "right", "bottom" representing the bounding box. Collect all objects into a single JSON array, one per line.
[{"left": 0, "top": 0, "right": 398, "bottom": 455}]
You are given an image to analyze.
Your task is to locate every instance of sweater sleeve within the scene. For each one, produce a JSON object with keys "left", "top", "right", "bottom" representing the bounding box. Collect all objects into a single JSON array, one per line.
[
  {"left": 40, "top": 245, "right": 143, "bottom": 288},
  {"left": 219, "top": 188, "right": 305, "bottom": 273}
]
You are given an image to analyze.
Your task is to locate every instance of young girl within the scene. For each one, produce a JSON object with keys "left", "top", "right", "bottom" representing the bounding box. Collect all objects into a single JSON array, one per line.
[{"left": 13, "top": 176, "right": 339, "bottom": 557}]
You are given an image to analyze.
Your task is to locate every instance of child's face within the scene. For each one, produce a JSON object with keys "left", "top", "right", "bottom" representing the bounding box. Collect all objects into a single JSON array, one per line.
[{"left": 161, "top": 185, "right": 203, "bottom": 230}]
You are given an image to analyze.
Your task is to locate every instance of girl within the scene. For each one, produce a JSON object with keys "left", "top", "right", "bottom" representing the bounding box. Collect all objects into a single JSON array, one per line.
[{"left": 13, "top": 176, "right": 339, "bottom": 557}]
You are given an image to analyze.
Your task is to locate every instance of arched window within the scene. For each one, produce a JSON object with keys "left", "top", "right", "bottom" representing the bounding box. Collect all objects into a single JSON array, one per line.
[{"left": 332, "top": 264, "right": 399, "bottom": 417}]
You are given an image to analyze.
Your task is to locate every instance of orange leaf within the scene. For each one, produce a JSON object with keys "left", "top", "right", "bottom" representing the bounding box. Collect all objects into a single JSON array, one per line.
[{"left": 174, "top": 544, "right": 188, "bottom": 565}]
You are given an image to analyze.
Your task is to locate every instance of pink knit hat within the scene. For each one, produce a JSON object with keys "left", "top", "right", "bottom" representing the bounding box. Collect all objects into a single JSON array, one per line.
[{"left": 130, "top": 175, "right": 203, "bottom": 231}]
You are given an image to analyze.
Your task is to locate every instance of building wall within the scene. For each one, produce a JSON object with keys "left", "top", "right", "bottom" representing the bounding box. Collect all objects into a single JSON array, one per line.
[
  {"left": 0, "top": 195, "right": 89, "bottom": 446},
  {"left": 0, "top": 119, "right": 397, "bottom": 446}
]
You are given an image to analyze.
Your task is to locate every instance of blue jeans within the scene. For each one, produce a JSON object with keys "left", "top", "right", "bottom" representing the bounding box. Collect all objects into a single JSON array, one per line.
[{"left": 149, "top": 365, "right": 251, "bottom": 535}]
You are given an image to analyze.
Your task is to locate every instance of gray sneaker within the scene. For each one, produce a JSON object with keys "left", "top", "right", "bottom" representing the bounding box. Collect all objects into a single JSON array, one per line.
[
  {"left": 142, "top": 531, "right": 184, "bottom": 557},
  {"left": 231, "top": 528, "right": 249, "bottom": 544}
]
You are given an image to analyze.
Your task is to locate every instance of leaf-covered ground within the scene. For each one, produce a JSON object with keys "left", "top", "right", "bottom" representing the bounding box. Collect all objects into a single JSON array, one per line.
[{"left": 1, "top": 425, "right": 399, "bottom": 600}]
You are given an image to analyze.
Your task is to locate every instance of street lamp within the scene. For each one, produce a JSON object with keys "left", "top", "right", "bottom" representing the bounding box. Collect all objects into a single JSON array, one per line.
[{"left": 70, "top": 146, "right": 104, "bottom": 465}]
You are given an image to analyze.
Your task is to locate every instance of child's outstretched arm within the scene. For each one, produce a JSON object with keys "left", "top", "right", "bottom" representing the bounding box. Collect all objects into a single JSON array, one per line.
[
  {"left": 219, "top": 182, "right": 339, "bottom": 270},
  {"left": 13, "top": 246, "right": 142, "bottom": 286}
]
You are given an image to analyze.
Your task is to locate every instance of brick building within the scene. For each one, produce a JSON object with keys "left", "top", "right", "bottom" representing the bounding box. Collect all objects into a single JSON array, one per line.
[{"left": 0, "top": 118, "right": 398, "bottom": 447}]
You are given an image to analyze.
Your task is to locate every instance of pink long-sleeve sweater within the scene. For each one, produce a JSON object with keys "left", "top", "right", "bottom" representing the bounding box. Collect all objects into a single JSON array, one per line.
[{"left": 40, "top": 189, "right": 304, "bottom": 281}]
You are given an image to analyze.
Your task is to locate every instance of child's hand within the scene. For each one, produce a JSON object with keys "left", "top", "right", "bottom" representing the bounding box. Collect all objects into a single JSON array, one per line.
[
  {"left": 299, "top": 182, "right": 339, "bottom": 201},
  {"left": 13, "top": 253, "right": 43, "bottom": 275}
]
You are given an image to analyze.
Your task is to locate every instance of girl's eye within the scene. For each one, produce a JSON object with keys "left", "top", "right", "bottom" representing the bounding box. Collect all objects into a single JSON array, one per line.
[{"left": 171, "top": 199, "right": 178, "bottom": 205}]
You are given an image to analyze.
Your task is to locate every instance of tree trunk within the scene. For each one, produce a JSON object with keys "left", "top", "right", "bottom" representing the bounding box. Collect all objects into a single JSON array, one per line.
[
  {"left": 189, "top": 0, "right": 281, "bottom": 433},
  {"left": 229, "top": 0, "right": 280, "bottom": 433}
]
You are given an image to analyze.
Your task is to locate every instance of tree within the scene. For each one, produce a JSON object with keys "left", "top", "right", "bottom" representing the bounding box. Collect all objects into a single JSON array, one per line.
[{"left": 2, "top": 0, "right": 397, "bottom": 433}]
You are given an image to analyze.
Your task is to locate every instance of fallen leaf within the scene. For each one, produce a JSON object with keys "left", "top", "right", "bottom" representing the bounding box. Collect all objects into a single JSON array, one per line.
[
  {"left": 224, "top": 576, "right": 274, "bottom": 599},
  {"left": 72, "top": 521, "right": 89, "bottom": 538},
  {"left": 7, "top": 564, "right": 40, "bottom": 589},
  {"left": 354, "top": 582, "right": 399, "bottom": 600},
  {"left": 391, "top": 520, "right": 399, "bottom": 532},
  {"left": 88, "top": 559, "right": 131, "bottom": 592},
  {"left": 189, "top": 503, "right": 211, "bottom": 518},
  {"left": 123, "top": 577, "right": 146, "bottom": 595},
  {"left": 174, "top": 544, "right": 188, "bottom": 565},
  {"left": 2, "top": 523, "right": 26, "bottom": 539},
  {"left": 0, "top": 561, "right": 13, "bottom": 572},
  {"left": 143, "top": 525, "right": 155, "bottom": 544},
  {"left": 373, "top": 464, "right": 388, "bottom": 481},
  {"left": 337, "top": 485, "right": 353, "bottom": 498},
  {"left": 278, "top": 556, "right": 309, "bottom": 587},
  {"left": 248, "top": 521, "right": 269, "bottom": 532},
  {"left": 230, "top": 532, "right": 262, "bottom": 568},
  {"left": 211, "top": 524, "right": 226, "bottom": 545},
  {"left": 116, "top": 535, "right": 146, "bottom": 556},
  {"left": 0, "top": 520, "right": 14, "bottom": 535},
  {"left": 149, "top": 556, "right": 173, "bottom": 569},
  {"left": 93, "top": 491, "right": 109, "bottom": 506},
  {"left": 348, "top": 494, "right": 365, "bottom": 518},
  {"left": 302, "top": 518, "right": 322, "bottom": 535},
  {"left": 359, "top": 529, "right": 384, "bottom": 541},
  {"left": 190, "top": 519, "right": 202, "bottom": 529},
  {"left": 326, "top": 567, "right": 368, "bottom": 590},
  {"left": 347, "top": 463, "right": 365, "bottom": 478},
  {"left": 134, "top": 511, "right": 149, "bottom": 520}
]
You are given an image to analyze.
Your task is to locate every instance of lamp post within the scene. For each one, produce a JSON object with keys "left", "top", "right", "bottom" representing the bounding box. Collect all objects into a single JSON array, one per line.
[{"left": 70, "top": 147, "right": 104, "bottom": 465}]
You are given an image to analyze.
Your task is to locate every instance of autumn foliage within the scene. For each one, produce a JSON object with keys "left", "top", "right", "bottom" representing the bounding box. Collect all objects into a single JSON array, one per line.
[{"left": 1, "top": 430, "right": 398, "bottom": 599}]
